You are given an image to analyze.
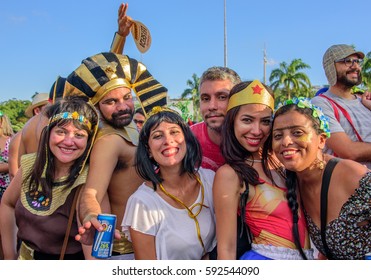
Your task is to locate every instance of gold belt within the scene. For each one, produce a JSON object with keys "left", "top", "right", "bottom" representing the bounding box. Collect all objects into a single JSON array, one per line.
[
  {"left": 112, "top": 231, "right": 133, "bottom": 254},
  {"left": 18, "top": 242, "right": 35, "bottom": 260}
]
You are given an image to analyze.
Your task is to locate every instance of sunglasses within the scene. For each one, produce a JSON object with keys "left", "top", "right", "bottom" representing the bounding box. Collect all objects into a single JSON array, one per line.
[
  {"left": 335, "top": 58, "right": 363, "bottom": 67},
  {"left": 133, "top": 119, "right": 144, "bottom": 125}
]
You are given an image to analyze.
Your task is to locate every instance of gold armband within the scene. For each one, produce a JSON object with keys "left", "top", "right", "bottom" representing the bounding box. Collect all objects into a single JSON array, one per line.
[{"left": 110, "top": 32, "right": 125, "bottom": 54}]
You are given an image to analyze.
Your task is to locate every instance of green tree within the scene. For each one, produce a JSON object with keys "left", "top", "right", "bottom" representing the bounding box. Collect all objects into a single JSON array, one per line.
[
  {"left": 171, "top": 100, "right": 192, "bottom": 122},
  {"left": 181, "top": 73, "right": 200, "bottom": 121},
  {"left": 361, "top": 51, "right": 371, "bottom": 91},
  {"left": 0, "top": 99, "right": 30, "bottom": 132},
  {"left": 269, "top": 58, "right": 312, "bottom": 100}
]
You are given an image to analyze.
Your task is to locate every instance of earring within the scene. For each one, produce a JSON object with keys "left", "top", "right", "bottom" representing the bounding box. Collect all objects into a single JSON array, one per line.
[
  {"left": 317, "top": 159, "right": 325, "bottom": 170},
  {"left": 316, "top": 152, "right": 326, "bottom": 170}
]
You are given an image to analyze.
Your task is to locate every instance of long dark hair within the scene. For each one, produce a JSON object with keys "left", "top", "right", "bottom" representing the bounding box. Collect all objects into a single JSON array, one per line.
[
  {"left": 221, "top": 81, "right": 276, "bottom": 190},
  {"left": 27, "top": 96, "right": 98, "bottom": 196},
  {"left": 135, "top": 109, "right": 202, "bottom": 190},
  {"left": 221, "top": 81, "right": 281, "bottom": 247},
  {"left": 264, "top": 103, "right": 324, "bottom": 259}
]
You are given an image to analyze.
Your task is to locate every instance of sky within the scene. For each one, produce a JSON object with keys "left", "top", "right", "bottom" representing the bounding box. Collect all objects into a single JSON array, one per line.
[{"left": 0, "top": 0, "right": 370, "bottom": 103}]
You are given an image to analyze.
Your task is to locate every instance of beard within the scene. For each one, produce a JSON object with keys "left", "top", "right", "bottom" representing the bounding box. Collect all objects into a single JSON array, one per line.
[
  {"left": 206, "top": 121, "right": 222, "bottom": 133},
  {"left": 337, "top": 70, "right": 362, "bottom": 88},
  {"left": 109, "top": 109, "right": 134, "bottom": 129}
]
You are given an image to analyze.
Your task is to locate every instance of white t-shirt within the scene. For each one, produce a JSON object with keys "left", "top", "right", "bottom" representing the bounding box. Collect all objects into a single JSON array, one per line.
[{"left": 122, "top": 168, "right": 216, "bottom": 260}]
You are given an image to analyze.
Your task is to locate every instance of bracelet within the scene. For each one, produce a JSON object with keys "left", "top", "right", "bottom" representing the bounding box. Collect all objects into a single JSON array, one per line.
[{"left": 82, "top": 213, "right": 98, "bottom": 225}]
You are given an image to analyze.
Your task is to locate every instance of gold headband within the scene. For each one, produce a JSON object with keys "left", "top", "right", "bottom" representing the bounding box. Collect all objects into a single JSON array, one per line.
[
  {"left": 50, "top": 111, "right": 92, "bottom": 130},
  {"left": 147, "top": 106, "right": 180, "bottom": 118},
  {"left": 227, "top": 80, "right": 274, "bottom": 112}
]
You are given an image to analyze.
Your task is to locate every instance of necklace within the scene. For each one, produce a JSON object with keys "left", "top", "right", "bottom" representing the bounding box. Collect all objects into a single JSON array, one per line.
[
  {"left": 158, "top": 175, "right": 208, "bottom": 253},
  {"left": 245, "top": 158, "right": 263, "bottom": 163}
]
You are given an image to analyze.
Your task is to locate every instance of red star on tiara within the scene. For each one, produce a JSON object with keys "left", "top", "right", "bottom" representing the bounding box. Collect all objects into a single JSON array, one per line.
[{"left": 252, "top": 84, "right": 263, "bottom": 94}]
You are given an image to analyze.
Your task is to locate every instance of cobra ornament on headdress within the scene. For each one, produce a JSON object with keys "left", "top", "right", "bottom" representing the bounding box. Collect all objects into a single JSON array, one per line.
[
  {"left": 276, "top": 97, "right": 331, "bottom": 138},
  {"left": 227, "top": 80, "right": 275, "bottom": 112}
]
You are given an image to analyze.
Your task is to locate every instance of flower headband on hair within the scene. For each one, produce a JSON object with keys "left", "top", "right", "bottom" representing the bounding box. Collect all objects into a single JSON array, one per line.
[
  {"left": 276, "top": 97, "right": 331, "bottom": 138},
  {"left": 49, "top": 111, "right": 92, "bottom": 130}
]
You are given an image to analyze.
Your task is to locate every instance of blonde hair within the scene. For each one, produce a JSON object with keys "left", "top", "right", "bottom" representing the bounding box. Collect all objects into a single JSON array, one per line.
[{"left": 0, "top": 113, "right": 14, "bottom": 136}]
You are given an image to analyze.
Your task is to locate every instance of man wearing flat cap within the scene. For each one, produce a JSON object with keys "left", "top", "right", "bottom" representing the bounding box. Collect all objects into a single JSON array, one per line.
[
  {"left": 311, "top": 44, "right": 371, "bottom": 169},
  {"left": 68, "top": 52, "right": 167, "bottom": 259}
]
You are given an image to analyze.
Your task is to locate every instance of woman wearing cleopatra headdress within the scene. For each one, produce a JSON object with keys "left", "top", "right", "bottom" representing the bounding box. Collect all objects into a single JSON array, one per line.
[
  {"left": 121, "top": 107, "right": 216, "bottom": 259},
  {"left": 266, "top": 97, "right": 371, "bottom": 260},
  {"left": 0, "top": 96, "right": 100, "bottom": 260},
  {"left": 214, "top": 81, "right": 313, "bottom": 260}
]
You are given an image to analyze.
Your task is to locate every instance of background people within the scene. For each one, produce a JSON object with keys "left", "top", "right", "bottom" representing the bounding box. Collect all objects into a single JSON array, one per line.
[
  {"left": 311, "top": 44, "right": 371, "bottom": 169},
  {"left": 133, "top": 107, "right": 145, "bottom": 132},
  {"left": 269, "top": 97, "right": 370, "bottom": 259},
  {"left": 0, "top": 111, "right": 13, "bottom": 200},
  {"left": 122, "top": 107, "right": 216, "bottom": 259},
  {"left": 0, "top": 111, "right": 14, "bottom": 259},
  {"left": 0, "top": 96, "right": 99, "bottom": 260},
  {"left": 24, "top": 92, "right": 49, "bottom": 119},
  {"left": 190, "top": 66, "right": 241, "bottom": 172},
  {"left": 214, "top": 81, "right": 313, "bottom": 260}
]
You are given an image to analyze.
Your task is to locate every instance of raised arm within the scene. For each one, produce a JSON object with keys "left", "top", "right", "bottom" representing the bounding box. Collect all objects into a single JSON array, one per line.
[{"left": 110, "top": 3, "right": 133, "bottom": 54}]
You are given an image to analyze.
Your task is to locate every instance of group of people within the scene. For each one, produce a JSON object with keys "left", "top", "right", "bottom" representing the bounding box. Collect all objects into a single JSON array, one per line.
[{"left": 0, "top": 1, "right": 370, "bottom": 260}]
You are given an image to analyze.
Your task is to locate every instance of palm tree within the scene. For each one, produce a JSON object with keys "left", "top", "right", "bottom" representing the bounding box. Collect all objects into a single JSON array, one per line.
[
  {"left": 269, "top": 58, "right": 311, "bottom": 100},
  {"left": 361, "top": 51, "right": 371, "bottom": 91},
  {"left": 181, "top": 73, "right": 200, "bottom": 121}
]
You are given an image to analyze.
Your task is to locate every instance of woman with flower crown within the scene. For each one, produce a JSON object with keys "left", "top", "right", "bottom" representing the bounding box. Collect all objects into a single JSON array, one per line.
[
  {"left": 121, "top": 107, "right": 216, "bottom": 259},
  {"left": 266, "top": 97, "right": 370, "bottom": 259},
  {"left": 214, "top": 81, "right": 314, "bottom": 260},
  {"left": 0, "top": 96, "right": 100, "bottom": 260}
]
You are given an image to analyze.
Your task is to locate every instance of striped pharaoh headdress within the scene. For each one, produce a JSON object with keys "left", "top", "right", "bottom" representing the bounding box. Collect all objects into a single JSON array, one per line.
[{"left": 65, "top": 52, "right": 167, "bottom": 115}]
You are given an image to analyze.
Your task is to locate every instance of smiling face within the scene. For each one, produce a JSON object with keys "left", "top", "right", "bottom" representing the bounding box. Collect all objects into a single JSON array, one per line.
[
  {"left": 335, "top": 54, "right": 362, "bottom": 88},
  {"left": 148, "top": 121, "right": 186, "bottom": 169},
  {"left": 199, "top": 79, "right": 234, "bottom": 132},
  {"left": 49, "top": 122, "right": 89, "bottom": 169},
  {"left": 233, "top": 103, "right": 272, "bottom": 157},
  {"left": 271, "top": 110, "right": 326, "bottom": 172}
]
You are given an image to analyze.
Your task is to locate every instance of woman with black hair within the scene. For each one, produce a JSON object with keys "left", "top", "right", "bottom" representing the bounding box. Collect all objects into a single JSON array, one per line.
[
  {"left": 0, "top": 96, "right": 99, "bottom": 260},
  {"left": 214, "top": 80, "right": 313, "bottom": 260},
  {"left": 122, "top": 107, "right": 216, "bottom": 260},
  {"left": 269, "top": 97, "right": 370, "bottom": 259}
]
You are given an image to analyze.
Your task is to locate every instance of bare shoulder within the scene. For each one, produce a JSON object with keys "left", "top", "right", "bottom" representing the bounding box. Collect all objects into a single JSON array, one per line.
[
  {"left": 92, "top": 133, "right": 136, "bottom": 163},
  {"left": 214, "top": 164, "right": 240, "bottom": 193},
  {"left": 333, "top": 158, "right": 368, "bottom": 194}
]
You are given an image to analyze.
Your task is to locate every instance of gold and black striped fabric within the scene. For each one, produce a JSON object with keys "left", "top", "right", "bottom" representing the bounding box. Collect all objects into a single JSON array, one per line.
[
  {"left": 65, "top": 52, "right": 167, "bottom": 115},
  {"left": 49, "top": 76, "right": 69, "bottom": 104}
]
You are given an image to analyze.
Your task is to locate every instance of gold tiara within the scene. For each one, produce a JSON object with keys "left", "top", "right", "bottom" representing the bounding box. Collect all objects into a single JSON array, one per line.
[
  {"left": 147, "top": 106, "right": 180, "bottom": 118},
  {"left": 227, "top": 80, "right": 274, "bottom": 112},
  {"left": 50, "top": 111, "right": 92, "bottom": 130}
]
